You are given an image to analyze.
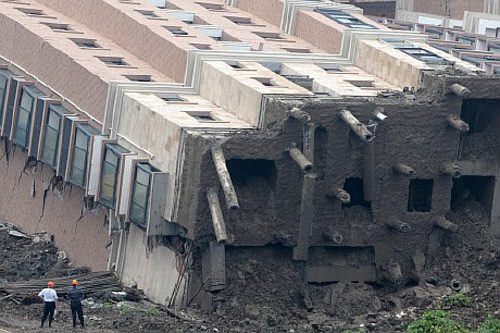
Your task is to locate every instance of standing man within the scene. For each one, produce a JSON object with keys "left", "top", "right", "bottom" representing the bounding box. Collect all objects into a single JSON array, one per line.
[
  {"left": 38, "top": 281, "right": 58, "bottom": 328},
  {"left": 68, "top": 279, "right": 85, "bottom": 328}
]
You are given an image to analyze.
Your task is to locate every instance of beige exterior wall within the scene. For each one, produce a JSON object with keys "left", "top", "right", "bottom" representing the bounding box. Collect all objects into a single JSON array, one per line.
[
  {"left": 120, "top": 224, "right": 181, "bottom": 305},
  {"left": 236, "top": 0, "right": 284, "bottom": 28},
  {"left": 412, "top": 0, "right": 485, "bottom": 19},
  {"left": 36, "top": 0, "right": 214, "bottom": 82},
  {"left": 0, "top": 1, "right": 171, "bottom": 121},
  {"left": 0, "top": 145, "right": 109, "bottom": 271},
  {"left": 294, "top": 11, "right": 346, "bottom": 54},
  {"left": 198, "top": 61, "right": 312, "bottom": 126}
]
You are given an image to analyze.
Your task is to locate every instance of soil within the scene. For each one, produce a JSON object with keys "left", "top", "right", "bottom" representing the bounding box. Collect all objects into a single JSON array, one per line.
[{"left": 0, "top": 197, "right": 499, "bottom": 332}]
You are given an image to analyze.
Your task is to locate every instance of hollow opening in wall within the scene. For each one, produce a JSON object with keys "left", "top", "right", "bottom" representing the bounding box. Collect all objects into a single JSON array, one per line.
[
  {"left": 450, "top": 176, "right": 495, "bottom": 216},
  {"left": 342, "top": 177, "right": 371, "bottom": 208},
  {"left": 460, "top": 98, "right": 500, "bottom": 134},
  {"left": 227, "top": 159, "right": 277, "bottom": 187},
  {"left": 407, "top": 179, "right": 433, "bottom": 212}
]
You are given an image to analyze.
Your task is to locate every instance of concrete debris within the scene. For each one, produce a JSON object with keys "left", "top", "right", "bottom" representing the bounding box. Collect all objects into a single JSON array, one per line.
[{"left": 8, "top": 230, "right": 29, "bottom": 238}]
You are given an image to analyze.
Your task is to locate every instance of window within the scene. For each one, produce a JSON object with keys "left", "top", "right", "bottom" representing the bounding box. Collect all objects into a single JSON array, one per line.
[
  {"left": 130, "top": 162, "right": 157, "bottom": 226},
  {"left": 124, "top": 74, "right": 152, "bottom": 82},
  {"left": 190, "top": 43, "right": 212, "bottom": 50},
  {"left": 42, "top": 22, "right": 73, "bottom": 32},
  {"left": 14, "top": 88, "right": 35, "bottom": 147},
  {"left": 315, "top": 8, "right": 377, "bottom": 29},
  {"left": 97, "top": 56, "right": 129, "bottom": 66},
  {"left": 397, "top": 47, "right": 450, "bottom": 64},
  {"left": 407, "top": 179, "right": 433, "bottom": 212},
  {"left": 16, "top": 7, "right": 45, "bottom": 16},
  {"left": 100, "top": 144, "right": 129, "bottom": 208},
  {"left": 225, "top": 16, "right": 254, "bottom": 25},
  {"left": 69, "top": 124, "right": 98, "bottom": 188},
  {"left": 0, "top": 71, "right": 8, "bottom": 128},
  {"left": 196, "top": 2, "right": 225, "bottom": 11},
  {"left": 253, "top": 77, "right": 278, "bottom": 87},
  {"left": 164, "top": 26, "right": 188, "bottom": 36},
  {"left": 71, "top": 38, "right": 100, "bottom": 49},
  {"left": 254, "top": 31, "right": 284, "bottom": 40},
  {"left": 458, "top": 37, "right": 474, "bottom": 46},
  {"left": 135, "top": 9, "right": 158, "bottom": 18},
  {"left": 40, "top": 106, "right": 63, "bottom": 167},
  {"left": 159, "top": 94, "right": 186, "bottom": 102},
  {"left": 187, "top": 111, "right": 216, "bottom": 121}
]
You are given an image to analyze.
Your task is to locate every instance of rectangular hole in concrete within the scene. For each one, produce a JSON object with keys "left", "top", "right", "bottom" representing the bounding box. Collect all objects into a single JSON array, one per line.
[
  {"left": 461, "top": 98, "right": 500, "bottom": 134},
  {"left": 342, "top": 177, "right": 371, "bottom": 208},
  {"left": 451, "top": 176, "right": 495, "bottom": 216},
  {"left": 408, "top": 179, "right": 433, "bottom": 212},
  {"left": 226, "top": 159, "right": 277, "bottom": 188}
]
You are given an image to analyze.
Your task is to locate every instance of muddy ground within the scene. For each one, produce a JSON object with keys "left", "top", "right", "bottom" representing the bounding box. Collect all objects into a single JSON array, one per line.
[{"left": 0, "top": 198, "right": 499, "bottom": 332}]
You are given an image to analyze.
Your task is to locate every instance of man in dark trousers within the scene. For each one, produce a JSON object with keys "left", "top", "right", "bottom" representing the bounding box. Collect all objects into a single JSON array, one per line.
[
  {"left": 68, "top": 279, "right": 85, "bottom": 328},
  {"left": 38, "top": 281, "right": 58, "bottom": 328}
]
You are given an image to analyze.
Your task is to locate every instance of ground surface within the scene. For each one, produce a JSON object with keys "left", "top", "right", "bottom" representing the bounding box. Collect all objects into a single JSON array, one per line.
[{"left": 0, "top": 198, "right": 498, "bottom": 332}]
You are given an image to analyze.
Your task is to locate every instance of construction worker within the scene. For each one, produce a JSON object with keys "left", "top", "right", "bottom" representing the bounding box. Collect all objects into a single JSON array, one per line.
[
  {"left": 68, "top": 279, "right": 85, "bottom": 328},
  {"left": 38, "top": 281, "right": 58, "bottom": 328}
]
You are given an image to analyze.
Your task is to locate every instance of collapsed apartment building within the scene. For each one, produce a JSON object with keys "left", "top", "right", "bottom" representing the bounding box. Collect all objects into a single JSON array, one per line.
[{"left": 0, "top": 0, "right": 499, "bottom": 308}]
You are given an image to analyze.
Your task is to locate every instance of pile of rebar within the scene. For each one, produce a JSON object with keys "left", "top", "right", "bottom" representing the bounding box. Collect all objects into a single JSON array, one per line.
[{"left": 0, "top": 271, "right": 121, "bottom": 304}]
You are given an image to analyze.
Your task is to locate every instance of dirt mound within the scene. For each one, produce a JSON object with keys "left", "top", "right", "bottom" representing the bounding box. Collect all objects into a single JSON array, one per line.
[{"left": 0, "top": 224, "right": 78, "bottom": 282}]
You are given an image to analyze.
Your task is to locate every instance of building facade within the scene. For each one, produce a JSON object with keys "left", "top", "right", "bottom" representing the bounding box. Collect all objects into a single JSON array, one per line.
[{"left": 0, "top": 0, "right": 499, "bottom": 308}]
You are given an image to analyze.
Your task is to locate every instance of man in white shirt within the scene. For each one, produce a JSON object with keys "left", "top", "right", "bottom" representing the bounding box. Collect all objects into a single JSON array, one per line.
[{"left": 38, "top": 281, "right": 58, "bottom": 328}]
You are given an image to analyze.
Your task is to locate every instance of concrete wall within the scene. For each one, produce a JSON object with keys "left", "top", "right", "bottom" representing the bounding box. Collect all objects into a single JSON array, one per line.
[
  {"left": 235, "top": 0, "right": 284, "bottom": 28},
  {"left": 0, "top": 141, "right": 109, "bottom": 270},
  {"left": 120, "top": 223, "right": 182, "bottom": 305},
  {"left": 411, "top": 0, "right": 484, "bottom": 19}
]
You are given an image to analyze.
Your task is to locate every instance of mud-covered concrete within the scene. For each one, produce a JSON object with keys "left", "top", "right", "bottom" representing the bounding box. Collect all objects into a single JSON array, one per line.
[{"left": 177, "top": 74, "right": 500, "bottom": 298}]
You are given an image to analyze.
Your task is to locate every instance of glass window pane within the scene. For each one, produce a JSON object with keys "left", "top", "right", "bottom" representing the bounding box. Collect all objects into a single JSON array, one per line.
[
  {"left": 70, "top": 127, "right": 91, "bottom": 188},
  {"left": 136, "top": 168, "right": 150, "bottom": 186},
  {"left": 15, "top": 109, "right": 30, "bottom": 146},
  {"left": 130, "top": 203, "right": 147, "bottom": 225},
  {"left": 132, "top": 183, "right": 149, "bottom": 208},
  {"left": 74, "top": 128, "right": 89, "bottom": 149},
  {"left": 0, "top": 76, "right": 7, "bottom": 120},
  {"left": 20, "top": 91, "right": 33, "bottom": 111},
  {"left": 41, "top": 127, "right": 59, "bottom": 166},
  {"left": 47, "top": 110, "right": 61, "bottom": 130},
  {"left": 71, "top": 167, "right": 85, "bottom": 187}
]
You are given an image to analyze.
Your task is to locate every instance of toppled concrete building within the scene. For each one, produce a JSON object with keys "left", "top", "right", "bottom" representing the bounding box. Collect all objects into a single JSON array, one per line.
[{"left": 0, "top": 0, "right": 499, "bottom": 308}]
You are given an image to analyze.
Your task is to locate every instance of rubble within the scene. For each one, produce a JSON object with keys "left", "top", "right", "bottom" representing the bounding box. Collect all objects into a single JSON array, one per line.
[{"left": 0, "top": 197, "right": 498, "bottom": 332}]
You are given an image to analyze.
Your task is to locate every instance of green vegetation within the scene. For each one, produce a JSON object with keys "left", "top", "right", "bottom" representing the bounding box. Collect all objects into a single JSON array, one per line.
[
  {"left": 405, "top": 310, "right": 500, "bottom": 333},
  {"left": 475, "top": 316, "right": 500, "bottom": 333},
  {"left": 442, "top": 294, "right": 474, "bottom": 308},
  {"left": 146, "top": 307, "right": 160, "bottom": 317},
  {"left": 405, "top": 310, "right": 469, "bottom": 333}
]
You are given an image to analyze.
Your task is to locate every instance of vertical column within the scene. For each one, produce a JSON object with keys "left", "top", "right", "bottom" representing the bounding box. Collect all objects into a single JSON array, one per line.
[{"left": 490, "top": 175, "right": 500, "bottom": 237}]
